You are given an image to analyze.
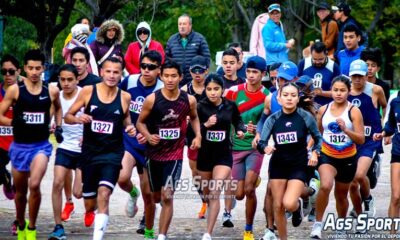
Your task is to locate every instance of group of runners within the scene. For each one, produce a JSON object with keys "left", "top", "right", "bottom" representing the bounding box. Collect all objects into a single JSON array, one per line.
[{"left": 0, "top": 46, "right": 399, "bottom": 240}]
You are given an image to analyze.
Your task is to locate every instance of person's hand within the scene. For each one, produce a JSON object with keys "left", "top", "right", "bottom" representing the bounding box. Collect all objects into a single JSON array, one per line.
[
  {"left": 286, "top": 39, "right": 295, "bottom": 49},
  {"left": 236, "top": 131, "right": 244, "bottom": 139},
  {"left": 246, "top": 121, "right": 256, "bottom": 135},
  {"left": 373, "top": 132, "right": 384, "bottom": 141},
  {"left": 190, "top": 136, "right": 201, "bottom": 150},
  {"left": 205, "top": 114, "right": 217, "bottom": 128},
  {"left": 77, "top": 114, "right": 92, "bottom": 124},
  {"left": 384, "top": 136, "right": 392, "bottom": 145},
  {"left": 136, "top": 133, "right": 147, "bottom": 144},
  {"left": 264, "top": 145, "right": 276, "bottom": 155},
  {"left": 147, "top": 134, "right": 160, "bottom": 146},
  {"left": 54, "top": 126, "right": 64, "bottom": 143},
  {"left": 336, "top": 118, "right": 346, "bottom": 131},
  {"left": 308, "top": 151, "right": 318, "bottom": 166},
  {"left": 125, "top": 124, "right": 136, "bottom": 137},
  {"left": 314, "top": 88, "right": 322, "bottom": 96},
  {"left": 252, "top": 133, "right": 261, "bottom": 149}
]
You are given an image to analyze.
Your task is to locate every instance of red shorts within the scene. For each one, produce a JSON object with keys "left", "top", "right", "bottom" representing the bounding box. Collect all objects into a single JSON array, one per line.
[{"left": 187, "top": 148, "right": 198, "bottom": 161}]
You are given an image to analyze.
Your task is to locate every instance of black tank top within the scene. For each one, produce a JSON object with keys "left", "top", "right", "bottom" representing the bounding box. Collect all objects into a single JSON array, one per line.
[
  {"left": 82, "top": 85, "right": 124, "bottom": 165},
  {"left": 187, "top": 82, "right": 206, "bottom": 102},
  {"left": 146, "top": 90, "right": 190, "bottom": 161},
  {"left": 12, "top": 82, "right": 51, "bottom": 143}
]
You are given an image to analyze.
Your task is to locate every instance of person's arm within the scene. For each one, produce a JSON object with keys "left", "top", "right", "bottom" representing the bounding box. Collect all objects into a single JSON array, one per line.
[
  {"left": 188, "top": 95, "right": 201, "bottom": 149},
  {"left": 136, "top": 93, "right": 159, "bottom": 146},
  {"left": 49, "top": 85, "right": 62, "bottom": 127},
  {"left": 383, "top": 92, "right": 396, "bottom": 124},
  {"left": 301, "top": 110, "right": 322, "bottom": 166},
  {"left": 0, "top": 84, "right": 18, "bottom": 126},
  {"left": 64, "top": 86, "right": 93, "bottom": 124},
  {"left": 374, "top": 85, "right": 387, "bottom": 117},
  {"left": 157, "top": 41, "right": 166, "bottom": 64},
  {"left": 262, "top": 23, "right": 287, "bottom": 52},
  {"left": 256, "top": 95, "right": 271, "bottom": 134},
  {"left": 317, "top": 105, "right": 327, "bottom": 134},
  {"left": 256, "top": 111, "right": 279, "bottom": 154},
  {"left": 165, "top": 38, "right": 172, "bottom": 58},
  {"left": 121, "top": 91, "right": 136, "bottom": 136},
  {"left": 124, "top": 43, "right": 135, "bottom": 74},
  {"left": 345, "top": 106, "right": 365, "bottom": 145},
  {"left": 324, "top": 21, "right": 339, "bottom": 51},
  {"left": 231, "top": 102, "right": 246, "bottom": 133},
  {"left": 199, "top": 34, "right": 211, "bottom": 61}
]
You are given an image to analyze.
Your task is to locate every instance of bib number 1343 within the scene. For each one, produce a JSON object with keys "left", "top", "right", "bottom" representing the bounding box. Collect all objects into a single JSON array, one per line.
[{"left": 276, "top": 132, "right": 298, "bottom": 144}]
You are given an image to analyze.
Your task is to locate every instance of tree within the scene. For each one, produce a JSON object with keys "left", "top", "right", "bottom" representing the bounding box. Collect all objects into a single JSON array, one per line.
[{"left": 0, "top": 0, "right": 76, "bottom": 61}]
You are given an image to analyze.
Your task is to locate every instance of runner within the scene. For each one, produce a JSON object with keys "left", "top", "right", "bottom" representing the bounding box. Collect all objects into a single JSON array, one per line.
[
  {"left": 136, "top": 60, "right": 201, "bottom": 240},
  {"left": 310, "top": 75, "right": 365, "bottom": 239},
  {"left": 347, "top": 60, "right": 386, "bottom": 219},
  {"left": 373, "top": 91, "right": 400, "bottom": 234},
  {"left": 220, "top": 48, "right": 245, "bottom": 92},
  {"left": 64, "top": 57, "right": 136, "bottom": 240},
  {"left": 49, "top": 64, "right": 83, "bottom": 240},
  {"left": 224, "top": 56, "right": 270, "bottom": 239},
  {"left": 0, "top": 54, "right": 20, "bottom": 236},
  {"left": 257, "top": 82, "right": 322, "bottom": 240},
  {"left": 0, "top": 49, "right": 62, "bottom": 240},
  {"left": 117, "top": 50, "right": 164, "bottom": 238},
  {"left": 181, "top": 55, "right": 208, "bottom": 219},
  {"left": 197, "top": 74, "right": 245, "bottom": 240}
]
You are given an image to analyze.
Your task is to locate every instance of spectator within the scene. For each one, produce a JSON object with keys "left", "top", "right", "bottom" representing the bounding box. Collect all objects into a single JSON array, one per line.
[
  {"left": 316, "top": 2, "right": 339, "bottom": 58},
  {"left": 165, "top": 14, "right": 211, "bottom": 87},
  {"left": 261, "top": 62, "right": 281, "bottom": 91},
  {"left": 90, "top": 19, "right": 125, "bottom": 68},
  {"left": 262, "top": 3, "right": 295, "bottom": 65},
  {"left": 298, "top": 41, "right": 340, "bottom": 107},
  {"left": 125, "top": 21, "right": 165, "bottom": 75},
  {"left": 87, "top": 15, "right": 106, "bottom": 45},
  {"left": 337, "top": 24, "right": 365, "bottom": 76},
  {"left": 64, "top": 17, "right": 91, "bottom": 47},
  {"left": 217, "top": 43, "right": 247, "bottom": 80},
  {"left": 219, "top": 48, "right": 245, "bottom": 92},
  {"left": 249, "top": 1, "right": 270, "bottom": 59}
]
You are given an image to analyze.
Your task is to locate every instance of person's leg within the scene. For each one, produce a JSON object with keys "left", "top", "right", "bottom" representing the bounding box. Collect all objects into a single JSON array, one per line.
[
  {"left": 389, "top": 162, "right": 400, "bottom": 233},
  {"left": 140, "top": 169, "right": 156, "bottom": 236},
  {"left": 52, "top": 165, "right": 70, "bottom": 225},
  {"left": 315, "top": 164, "right": 336, "bottom": 222},
  {"left": 118, "top": 151, "right": 140, "bottom": 217},
  {"left": 28, "top": 153, "right": 49, "bottom": 228},
  {"left": 93, "top": 186, "right": 112, "bottom": 240},
  {"left": 64, "top": 169, "right": 73, "bottom": 202},
  {"left": 73, "top": 168, "right": 82, "bottom": 199},
  {"left": 349, "top": 156, "right": 372, "bottom": 215},
  {"left": 270, "top": 179, "right": 288, "bottom": 240},
  {"left": 334, "top": 181, "right": 351, "bottom": 218},
  {"left": 244, "top": 170, "right": 258, "bottom": 231},
  {"left": 12, "top": 168, "right": 29, "bottom": 230}
]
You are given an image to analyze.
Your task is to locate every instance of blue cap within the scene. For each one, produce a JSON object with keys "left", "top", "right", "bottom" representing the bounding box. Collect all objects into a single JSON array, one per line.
[
  {"left": 296, "top": 75, "right": 314, "bottom": 91},
  {"left": 349, "top": 59, "right": 368, "bottom": 76},
  {"left": 268, "top": 3, "right": 281, "bottom": 13},
  {"left": 277, "top": 61, "right": 298, "bottom": 81},
  {"left": 246, "top": 56, "right": 266, "bottom": 72},
  {"left": 190, "top": 55, "right": 208, "bottom": 70}
]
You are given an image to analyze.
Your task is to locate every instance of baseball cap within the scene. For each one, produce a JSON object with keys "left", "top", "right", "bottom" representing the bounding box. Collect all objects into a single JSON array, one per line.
[
  {"left": 268, "top": 3, "right": 281, "bottom": 13},
  {"left": 277, "top": 61, "right": 298, "bottom": 81},
  {"left": 333, "top": 2, "right": 351, "bottom": 13},
  {"left": 296, "top": 75, "right": 314, "bottom": 91},
  {"left": 246, "top": 56, "right": 267, "bottom": 72},
  {"left": 190, "top": 55, "right": 208, "bottom": 70},
  {"left": 71, "top": 24, "right": 90, "bottom": 38},
  {"left": 317, "top": 2, "right": 330, "bottom": 11},
  {"left": 349, "top": 59, "right": 368, "bottom": 76}
]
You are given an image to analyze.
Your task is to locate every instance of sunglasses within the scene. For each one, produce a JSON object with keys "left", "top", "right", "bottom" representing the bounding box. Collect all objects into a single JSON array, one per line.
[
  {"left": 137, "top": 29, "right": 150, "bottom": 35},
  {"left": 1, "top": 69, "right": 16, "bottom": 75},
  {"left": 190, "top": 68, "right": 206, "bottom": 74},
  {"left": 140, "top": 63, "right": 158, "bottom": 71}
]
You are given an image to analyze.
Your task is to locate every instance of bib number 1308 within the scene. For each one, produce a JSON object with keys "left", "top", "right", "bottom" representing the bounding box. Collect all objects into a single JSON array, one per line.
[{"left": 159, "top": 128, "right": 180, "bottom": 140}]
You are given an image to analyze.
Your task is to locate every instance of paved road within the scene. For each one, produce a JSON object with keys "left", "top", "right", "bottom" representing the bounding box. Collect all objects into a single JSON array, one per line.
[{"left": 0, "top": 143, "right": 394, "bottom": 239}]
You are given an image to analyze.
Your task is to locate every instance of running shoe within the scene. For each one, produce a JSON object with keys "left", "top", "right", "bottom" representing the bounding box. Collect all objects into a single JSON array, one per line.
[
  {"left": 84, "top": 211, "right": 95, "bottom": 227},
  {"left": 292, "top": 198, "right": 304, "bottom": 227},
  {"left": 255, "top": 176, "right": 261, "bottom": 188},
  {"left": 259, "top": 228, "right": 277, "bottom": 240},
  {"left": 137, "top": 215, "right": 145, "bottom": 234},
  {"left": 303, "top": 199, "right": 311, "bottom": 217},
  {"left": 355, "top": 221, "right": 367, "bottom": 234},
  {"left": 61, "top": 202, "right": 75, "bottom": 222},
  {"left": 202, "top": 233, "right": 212, "bottom": 240},
  {"left": 3, "top": 170, "right": 15, "bottom": 200},
  {"left": 26, "top": 226, "right": 36, "bottom": 240},
  {"left": 126, "top": 194, "right": 139, "bottom": 218},
  {"left": 243, "top": 230, "right": 254, "bottom": 240},
  {"left": 309, "top": 178, "right": 320, "bottom": 206},
  {"left": 198, "top": 202, "right": 207, "bottom": 219},
  {"left": 308, "top": 207, "right": 316, "bottom": 222},
  {"left": 222, "top": 211, "right": 234, "bottom": 228},
  {"left": 310, "top": 222, "right": 322, "bottom": 239},
  {"left": 285, "top": 210, "right": 292, "bottom": 220},
  {"left": 17, "top": 220, "right": 28, "bottom": 240},
  {"left": 364, "top": 196, "right": 376, "bottom": 217},
  {"left": 11, "top": 220, "right": 18, "bottom": 236},
  {"left": 48, "top": 224, "right": 66, "bottom": 240},
  {"left": 144, "top": 228, "right": 155, "bottom": 239},
  {"left": 349, "top": 208, "right": 357, "bottom": 218}
]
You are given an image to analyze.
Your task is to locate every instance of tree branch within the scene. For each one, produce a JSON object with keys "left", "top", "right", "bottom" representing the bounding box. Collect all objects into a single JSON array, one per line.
[
  {"left": 235, "top": 0, "right": 252, "bottom": 29},
  {"left": 286, "top": 0, "right": 321, "bottom": 34},
  {"left": 367, "top": 0, "right": 389, "bottom": 33}
]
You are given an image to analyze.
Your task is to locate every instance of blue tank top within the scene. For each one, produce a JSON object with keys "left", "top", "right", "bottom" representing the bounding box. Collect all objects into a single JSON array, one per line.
[
  {"left": 271, "top": 91, "right": 282, "bottom": 114},
  {"left": 348, "top": 82, "right": 382, "bottom": 140}
]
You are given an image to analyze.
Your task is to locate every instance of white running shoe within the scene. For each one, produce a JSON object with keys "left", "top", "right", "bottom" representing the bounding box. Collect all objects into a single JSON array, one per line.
[
  {"left": 310, "top": 222, "right": 323, "bottom": 239},
  {"left": 309, "top": 178, "right": 320, "bottom": 206},
  {"left": 259, "top": 228, "right": 277, "bottom": 240},
  {"left": 364, "top": 196, "right": 376, "bottom": 217},
  {"left": 202, "top": 233, "right": 212, "bottom": 240},
  {"left": 125, "top": 195, "right": 139, "bottom": 218}
]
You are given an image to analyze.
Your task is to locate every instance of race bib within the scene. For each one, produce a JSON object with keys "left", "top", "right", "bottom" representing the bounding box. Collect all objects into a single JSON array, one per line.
[
  {"left": 23, "top": 112, "right": 45, "bottom": 124},
  {"left": 206, "top": 130, "right": 226, "bottom": 142},
  {"left": 364, "top": 126, "right": 372, "bottom": 137},
  {"left": 129, "top": 100, "right": 143, "bottom": 114},
  {"left": 397, "top": 123, "right": 400, "bottom": 133},
  {"left": 313, "top": 77, "right": 322, "bottom": 89},
  {"left": 91, "top": 120, "right": 114, "bottom": 134},
  {"left": 0, "top": 126, "right": 13, "bottom": 136},
  {"left": 276, "top": 131, "right": 298, "bottom": 144},
  {"left": 159, "top": 128, "right": 180, "bottom": 140},
  {"left": 329, "top": 134, "right": 346, "bottom": 144}
]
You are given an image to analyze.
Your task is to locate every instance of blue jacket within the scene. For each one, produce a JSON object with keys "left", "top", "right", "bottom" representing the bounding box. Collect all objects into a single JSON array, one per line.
[
  {"left": 384, "top": 94, "right": 400, "bottom": 156},
  {"left": 165, "top": 31, "right": 211, "bottom": 87},
  {"left": 262, "top": 19, "right": 288, "bottom": 65},
  {"left": 337, "top": 45, "right": 364, "bottom": 76}
]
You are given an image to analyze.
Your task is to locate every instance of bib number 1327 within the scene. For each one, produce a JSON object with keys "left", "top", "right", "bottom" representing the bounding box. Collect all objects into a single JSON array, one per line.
[
  {"left": 91, "top": 120, "right": 114, "bottom": 134},
  {"left": 159, "top": 128, "right": 180, "bottom": 140}
]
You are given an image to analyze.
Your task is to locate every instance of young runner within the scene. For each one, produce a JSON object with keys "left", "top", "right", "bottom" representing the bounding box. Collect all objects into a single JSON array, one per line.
[
  {"left": 64, "top": 57, "right": 136, "bottom": 240},
  {"left": 136, "top": 60, "right": 201, "bottom": 240}
]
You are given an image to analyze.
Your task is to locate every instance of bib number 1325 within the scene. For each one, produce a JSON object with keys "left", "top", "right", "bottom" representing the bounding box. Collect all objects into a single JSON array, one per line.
[{"left": 159, "top": 128, "right": 180, "bottom": 140}]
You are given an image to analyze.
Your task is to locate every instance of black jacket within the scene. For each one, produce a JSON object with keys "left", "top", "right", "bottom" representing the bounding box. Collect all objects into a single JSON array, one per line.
[{"left": 165, "top": 31, "right": 211, "bottom": 87}]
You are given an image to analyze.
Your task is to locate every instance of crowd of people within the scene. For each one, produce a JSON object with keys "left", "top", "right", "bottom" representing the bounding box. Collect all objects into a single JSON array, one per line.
[{"left": 0, "top": 1, "right": 398, "bottom": 240}]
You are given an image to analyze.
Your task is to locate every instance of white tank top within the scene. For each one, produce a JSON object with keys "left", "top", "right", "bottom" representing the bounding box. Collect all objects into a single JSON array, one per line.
[
  {"left": 322, "top": 102, "right": 354, "bottom": 148},
  {"left": 58, "top": 87, "right": 83, "bottom": 153}
]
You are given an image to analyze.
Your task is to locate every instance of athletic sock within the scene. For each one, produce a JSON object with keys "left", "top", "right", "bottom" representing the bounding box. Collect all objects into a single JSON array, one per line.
[
  {"left": 27, "top": 226, "right": 36, "bottom": 230},
  {"left": 144, "top": 228, "right": 154, "bottom": 238},
  {"left": 268, "top": 227, "right": 275, "bottom": 233},
  {"left": 157, "top": 234, "right": 166, "bottom": 240},
  {"left": 93, "top": 213, "right": 109, "bottom": 240},
  {"left": 129, "top": 185, "right": 139, "bottom": 198},
  {"left": 245, "top": 224, "right": 253, "bottom": 231}
]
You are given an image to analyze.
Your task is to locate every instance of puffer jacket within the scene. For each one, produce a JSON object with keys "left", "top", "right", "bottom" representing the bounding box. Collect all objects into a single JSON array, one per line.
[
  {"left": 165, "top": 31, "right": 211, "bottom": 87},
  {"left": 90, "top": 19, "right": 125, "bottom": 66},
  {"left": 249, "top": 13, "right": 269, "bottom": 60}
]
